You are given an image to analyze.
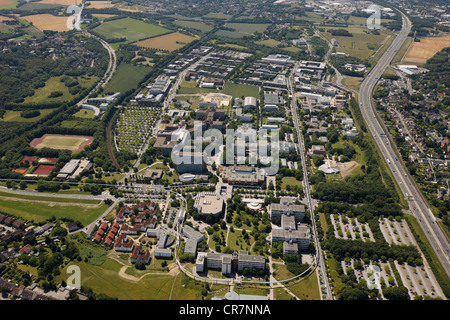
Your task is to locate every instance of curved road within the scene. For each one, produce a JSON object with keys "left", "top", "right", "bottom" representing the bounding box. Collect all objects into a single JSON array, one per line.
[{"left": 359, "top": 11, "right": 450, "bottom": 278}]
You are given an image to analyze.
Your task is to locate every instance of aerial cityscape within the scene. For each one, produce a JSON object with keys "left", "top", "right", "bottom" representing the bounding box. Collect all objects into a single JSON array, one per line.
[{"left": 0, "top": 0, "right": 448, "bottom": 306}]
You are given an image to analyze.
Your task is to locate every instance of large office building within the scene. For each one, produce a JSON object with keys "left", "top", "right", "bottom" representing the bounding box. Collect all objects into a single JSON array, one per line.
[
  {"left": 269, "top": 203, "right": 306, "bottom": 223},
  {"left": 193, "top": 193, "right": 224, "bottom": 216},
  {"left": 221, "top": 165, "right": 265, "bottom": 186},
  {"left": 182, "top": 225, "right": 205, "bottom": 243},
  {"left": 195, "top": 251, "right": 265, "bottom": 275}
]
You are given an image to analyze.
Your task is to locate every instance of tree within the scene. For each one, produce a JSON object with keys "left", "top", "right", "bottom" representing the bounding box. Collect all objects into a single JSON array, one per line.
[{"left": 383, "top": 286, "right": 410, "bottom": 300}]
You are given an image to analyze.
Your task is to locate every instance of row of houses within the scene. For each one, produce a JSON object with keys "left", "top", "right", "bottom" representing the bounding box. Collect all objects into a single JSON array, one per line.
[{"left": 0, "top": 278, "right": 56, "bottom": 300}]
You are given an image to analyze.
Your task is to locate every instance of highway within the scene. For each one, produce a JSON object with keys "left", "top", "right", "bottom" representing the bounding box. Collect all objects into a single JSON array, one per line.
[
  {"left": 359, "top": 11, "right": 450, "bottom": 278},
  {"left": 288, "top": 63, "right": 333, "bottom": 300}
]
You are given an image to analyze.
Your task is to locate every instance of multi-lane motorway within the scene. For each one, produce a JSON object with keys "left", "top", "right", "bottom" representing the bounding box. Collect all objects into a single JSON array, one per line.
[{"left": 359, "top": 11, "right": 450, "bottom": 278}]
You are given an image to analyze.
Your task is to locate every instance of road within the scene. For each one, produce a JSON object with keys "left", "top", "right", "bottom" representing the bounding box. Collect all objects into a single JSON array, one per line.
[
  {"left": 358, "top": 11, "right": 450, "bottom": 278},
  {"left": 287, "top": 62, "right": 333, "bottom": 300}
]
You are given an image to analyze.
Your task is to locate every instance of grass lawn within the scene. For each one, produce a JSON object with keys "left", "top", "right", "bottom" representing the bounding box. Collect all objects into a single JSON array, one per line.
[
  {"left": 203, "top": 12, "right": 233, "bottom": 19},
  {"left": 327, "top": 257, "right": 344, "bottom": 293},
  {"left": 273, "top": 263, "right": 295, "bottom": 281},
  {"left": 58, "top": 260, "right": 202, "bottom": 299},
  {"left": 93, "top": 17, "right": 169, "bottom": 43},
  {"left": 0, "top": 190, "right": 107, "bottom": 225},
  {"left": 287, "top": 270, "right": 321, "bottom": 300},
  {"left": 341, "top": 77, "right": 362, "bottom": 92},
  {"left": 280, "top": 176, "right": 303, "bottom": 191},
  {"left": 321, "top": 27, "right": 393, "bottom": 59},
  {"left": 103, "top": 63, "right": 151, "bottom": 94},
  {"left": 392, "top": 37, "right": 413, "bottom": 65},
  {"left": 224, "top": 23, "right": 269, "bottom": 35},
  {"left": 0, "top": 108, "right": 55, "bottom": 122},
  {"left": 274, "top": 287, "right": 294, "bottom": 300},
  {"left": 73, "top": 108, "right": 96, "bottom": 119},
  {"left": 255, "top": 39, "right": 280, "bottom": 48},
  {"left": 226, "top": 228, "right": 254, "bottom": 253},
  {"left": 23, "top": 76, "right": 96, "bottom": 105},
  {"left": 178, "top": 81, "right": 259, "bottom": 98},
  {"left": 234, "top": 287, "right": 269, "bottom": 297}
]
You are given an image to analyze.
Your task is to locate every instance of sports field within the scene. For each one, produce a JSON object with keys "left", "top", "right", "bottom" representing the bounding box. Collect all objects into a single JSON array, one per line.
[
  {"left": 404, "top": 34, "right": 450, "bottom": 64},
  {"left": 30, "top": 134, "right": 94, "bottom": 151},
  {"left": 21, "top": 14, "right": 69, "bottom": 32},
  {"left": 134, "top": 32, "right": 196, "bottom": 51},
  {"left": 33, "top": 164, "right": 56, "bottom": 176},
  {"left": 93, "top": 17, "right": 169, "bottom": 42}
]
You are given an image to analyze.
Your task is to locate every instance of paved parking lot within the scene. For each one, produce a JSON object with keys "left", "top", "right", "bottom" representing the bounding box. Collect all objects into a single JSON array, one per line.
[{"left": 330, "top": 214, "right": 375, "bottom": 242}]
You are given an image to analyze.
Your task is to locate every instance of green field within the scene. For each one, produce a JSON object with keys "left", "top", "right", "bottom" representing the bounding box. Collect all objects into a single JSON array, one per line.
[
  {"left": 174, "top": 20, "right": 212, "bottom": 33},
  {"left": 321, "top": 27, "right": 393, "bottom": 59},
  {"left": 224, "top": 23, "right": 270, "bottom": 35},
  {"left": 16, "top": 2, "right": 62, "bottom": 10},
  {"left": 255, "top": 39, "right": 280, "bottom": 47},
  {"left": 203, "top": 13, "right": 233, "bottom": 19},
  {"left": 103, "top": 63, "right": 151, "bottom": 93},
  {"left": 93, "top": 17, "right": 170, "bottom": 43},
  {"left": 23, "top": 76, "right": 97, "bottom": 105},
  {"left": 178, "top": 81, "right": 259, "bottom": 98},
  {"left": 0, "top": 0, "right": 17, "bottom": 9},
  {"left": 280, "top": 176, "right": 303, "bottom": 191},
  {"left": 287, "top": 270, "right": 321, "bottom": 300},
  {"left": 0, "top": 108, "right": 55, "bottom": 122},
  {"left": 73, "top": 108, "right": 96, "bottom": 119},
  {"left": 57, "top": 260, "right": 203, "bottom": 300},
  {"left": 0, "top": 191, "right": 108, "bottom": 225}
]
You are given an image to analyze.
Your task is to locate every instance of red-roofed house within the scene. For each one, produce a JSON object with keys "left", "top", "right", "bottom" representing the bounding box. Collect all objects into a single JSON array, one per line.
[
  {"left": 114, "top": 234, "right": 135, "bottom": 252},
  {"left": 130, "top": 245, "right": 151, "bottom": 264},
  {"left": 19, "top": 244, "right": 32, "bottom": 254}
]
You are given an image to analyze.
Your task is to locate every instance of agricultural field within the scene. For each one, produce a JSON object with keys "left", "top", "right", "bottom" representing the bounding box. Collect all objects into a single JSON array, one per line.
[
  {"left": 103, "top": 63, "right": 151, "bottom": 93},
  {"left": 21, "top": 14, "right": 70, "bottom": 32},
  {"left": 30, "top": 134, "right": 94, "bottom": 152},
  {"left": 347, "top": 15, "right": 394, "bottom": 26},
  {"left": 85, "top": 0, "right": 114, "bottom": 9},
  {"left": 92, "top": 13, "right": 118, "bottom": 19},
  {"left": 0, "top": 0, "right": 17, "bottom": 9},
  {"left": 202, "top": 12, "right": 233, "bottom": 19},
  {"left": 0, "top": 108, "right": 55, "bottom": 123},
  {"left": 0, "top": 191, "right": 107, "bottom": 225},
  {"left": 37, "top": 0, "right": 82, "bottom": 5},
  {"left": 134, "top": 32, "right": 196, "bottom": 52},
  {"left": 174, "top": 20, "right": 212, "bottom": 33},
  {"left": 404, "top": 34, "right": 450, "bottom": 65},
  {"left": 224, "top": 23, "right": 270, "bottom": 35},
  {"left": 93, "top": 17, "right": 170, "bottom": 43}
]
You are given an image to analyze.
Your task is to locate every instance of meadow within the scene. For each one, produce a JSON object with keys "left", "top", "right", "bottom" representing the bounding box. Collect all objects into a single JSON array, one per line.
[
  {"left": 178, "top": 81, "right": 259, "bottom": 98},
  {"left": 103, "top": 63, "right": 151, "bottom": 93},
  {"left": 174, "top": 20, "right": 212, "bottom": 33},
  {"left": 93, "top": 17, "right": 170, "bottom": 43},
  {"left": 0, "top": 108, "right": 55, "bottom": 123},
  {"left": 0, "top": 191, "right": 108, "bottom": 225},
  {"left": 30, "top": 134, "right": 94, "bottom": 152}
]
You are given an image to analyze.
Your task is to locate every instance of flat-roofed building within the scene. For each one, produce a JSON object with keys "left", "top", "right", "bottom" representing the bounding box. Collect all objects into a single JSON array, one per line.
[
  {"left": 222, "top": 165, "right": 265, "bottom": 186},
  {"left": 182, "top": 225, "right": 204, "bottom": 243},
  {"left": 154, "top": 248, "right": 172, "bottom": 258},
  {"left": 269, "top": 203, "right": 306, "bottom": 223},
  {"left": 184, "top": 238, "right": 198, "bottom": 257},
  {"left": 194, "top": 193, "right": 224, "bottom": 216},
  {"left": 243, "top": 96, "right": 257, "bottom": 108},
  {"left": 237, "top": 250, "right": 265, "bottom": 273},
  {"left": 271, "top": 224, "right": 310, "bottom": 250}
]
